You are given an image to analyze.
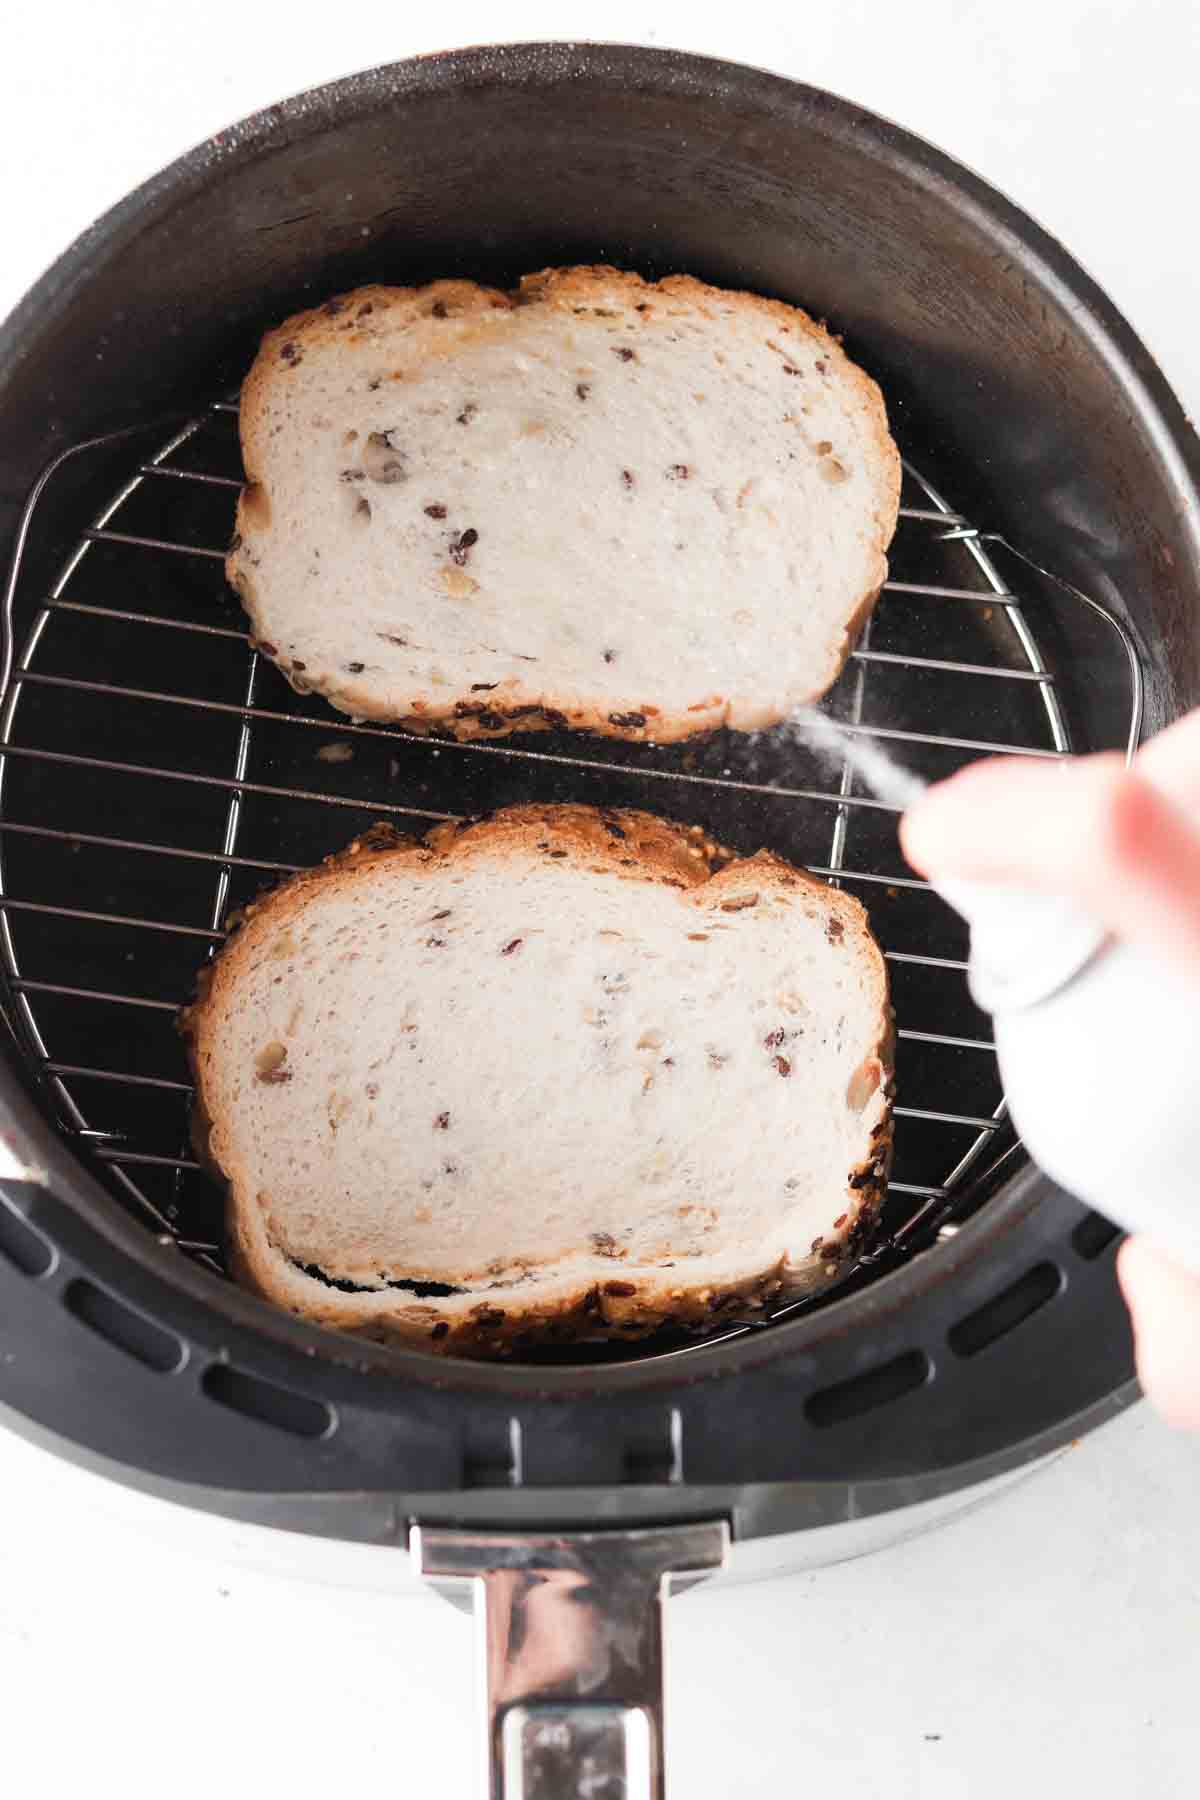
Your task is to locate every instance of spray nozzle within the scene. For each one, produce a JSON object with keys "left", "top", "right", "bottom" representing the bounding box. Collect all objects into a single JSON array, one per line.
[{"left": 934, "top": 876, "right": 1110, "bottom": 1013}]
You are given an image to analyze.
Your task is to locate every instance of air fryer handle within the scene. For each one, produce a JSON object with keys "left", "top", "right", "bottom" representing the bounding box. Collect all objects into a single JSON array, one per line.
[{"left": 413, "top": 1520, "right": 729, "bottom": 1799}]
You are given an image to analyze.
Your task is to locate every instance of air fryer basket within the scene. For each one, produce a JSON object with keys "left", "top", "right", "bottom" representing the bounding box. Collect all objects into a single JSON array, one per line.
[
  {"left": 0, "top": 44, "right": 1197, "bottom": 1543},
  {"left": 1, "top": 422, "right": 1137, "bottom": 1316}
]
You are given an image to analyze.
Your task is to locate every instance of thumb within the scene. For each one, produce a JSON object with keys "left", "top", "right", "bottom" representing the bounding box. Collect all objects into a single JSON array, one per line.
[{"left": 1117, "top": 1237, "right": 1200, "bottom": 1431}]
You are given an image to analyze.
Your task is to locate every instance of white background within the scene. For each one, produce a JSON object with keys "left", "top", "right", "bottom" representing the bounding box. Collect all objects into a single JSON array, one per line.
[{"left": 2, "top": 3, "right": 1199, "bottom": 1795}]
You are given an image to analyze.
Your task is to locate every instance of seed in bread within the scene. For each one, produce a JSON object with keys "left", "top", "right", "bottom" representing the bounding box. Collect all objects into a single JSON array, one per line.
[
  {"left": 182, "top": 805, "right": 894, "bottom": 1358},
  {"left": 227, "top": 266, "right": 901, "bottom": 743}
]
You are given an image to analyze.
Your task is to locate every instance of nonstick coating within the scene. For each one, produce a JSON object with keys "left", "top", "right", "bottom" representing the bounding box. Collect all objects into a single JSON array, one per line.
[{"left": 0, "top": 44, "right": 1196, "bottom": 1534}]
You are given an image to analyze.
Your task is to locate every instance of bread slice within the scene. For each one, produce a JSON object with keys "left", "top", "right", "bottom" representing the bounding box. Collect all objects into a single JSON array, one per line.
[
  {"left": 227, "top": 266, "right": 901, "bottom": 744},
  {"left": 182, "top": 805, "right": 893, "bottom": 1357}
]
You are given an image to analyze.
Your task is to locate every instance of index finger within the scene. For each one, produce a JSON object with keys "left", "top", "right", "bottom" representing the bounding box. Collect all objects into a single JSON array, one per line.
[
  {"left": 1135, "top": 707, "right": 1200, "bottom": 812},
  {"left": 900, "top": 753, "right": 1200, "bottom": 966}
]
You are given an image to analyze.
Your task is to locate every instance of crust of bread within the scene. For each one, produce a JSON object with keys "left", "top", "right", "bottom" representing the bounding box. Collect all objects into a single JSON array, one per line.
[
  {"left": 182, "top": 806, "right": 894, "bottom": 1358},
  {"left": 228, "top": 267, "right": 901, "bottom": 745}
]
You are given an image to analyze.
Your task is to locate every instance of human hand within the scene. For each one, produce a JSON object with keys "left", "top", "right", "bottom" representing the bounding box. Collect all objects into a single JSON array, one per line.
[
  {"left": 1117, "top": 1239, "right": 1200, "bottom": 1431},
  {"left": 900, "top": 707, "right": 1200, "bottom": 1428}
]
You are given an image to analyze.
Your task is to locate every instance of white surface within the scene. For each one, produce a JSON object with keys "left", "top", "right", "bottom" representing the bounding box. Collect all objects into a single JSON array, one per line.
[
  {"left": 2, "top": 3, "right": 1199, "bottom": 1796},
  {"left": 2, "top": 1408, "right": 1199, "bottom": 1797}
]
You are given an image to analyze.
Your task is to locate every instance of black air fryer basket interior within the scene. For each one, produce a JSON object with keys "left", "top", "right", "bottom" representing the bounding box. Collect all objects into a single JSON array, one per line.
[{"left": 0, "top": 44, "right": 1197, "bottom": 1540}]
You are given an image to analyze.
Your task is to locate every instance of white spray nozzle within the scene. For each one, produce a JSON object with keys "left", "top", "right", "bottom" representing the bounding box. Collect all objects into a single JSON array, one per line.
[{"left": 934, "top": 876, "right": 1110, "bottom": 1013}]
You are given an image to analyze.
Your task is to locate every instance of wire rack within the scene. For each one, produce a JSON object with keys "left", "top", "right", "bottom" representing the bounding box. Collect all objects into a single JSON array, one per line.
[{"left": 0, "top": 398, "right": 1143, "bottom": 1353}]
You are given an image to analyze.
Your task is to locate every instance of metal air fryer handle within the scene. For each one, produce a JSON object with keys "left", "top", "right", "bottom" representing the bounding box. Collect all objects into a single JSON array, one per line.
[{"left": 413, "top": 1520, "right": 729, "bottom": 1799}]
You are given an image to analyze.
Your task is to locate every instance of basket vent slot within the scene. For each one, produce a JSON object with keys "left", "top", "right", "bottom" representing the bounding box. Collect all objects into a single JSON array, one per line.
[
  {"left": 805, "top": 1349, "right": 930, "bottom": 1427},
  {"left": 463, "top": 1417, "right": 524, "bottom": 1488},
  {"left": 1072, "top": 1212, "right": 1121, "bottom": 1261},
  {"left": 622, "top": 1407, "right": 683, "bottom": 1484},
  {"left": 64, "top": 1277, "right": 185, "bottom": 1372},
  {"left": 0, "top": 1197, "right": 55, "bottom": 1277},
  {"left": 202, "top": 1362, "right": 333, "bottom": 1439},
  {"left": 948, "top": 1261, "right": 1063, "bottom": 1359}
]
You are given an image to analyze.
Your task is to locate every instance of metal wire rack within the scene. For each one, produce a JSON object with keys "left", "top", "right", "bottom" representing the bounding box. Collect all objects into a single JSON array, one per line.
[{"left": 0, "top": 398, "right": 1143, "bottom": 1352}]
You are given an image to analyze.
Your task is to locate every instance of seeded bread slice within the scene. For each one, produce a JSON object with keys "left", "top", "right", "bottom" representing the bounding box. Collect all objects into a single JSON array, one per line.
[
  {"left": 228, "top": 266, "right": 901, "bottom": 743},
  {"left": 182, "top": 805, "right": 893, "bottom": 1358}
]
